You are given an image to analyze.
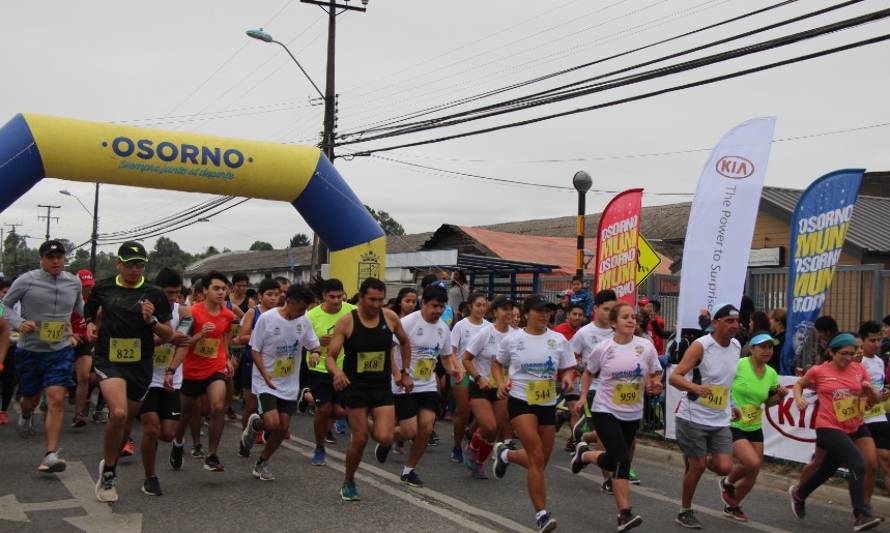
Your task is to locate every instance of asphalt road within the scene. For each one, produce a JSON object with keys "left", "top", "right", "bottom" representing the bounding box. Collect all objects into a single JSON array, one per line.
[{"left": 0, "top": 400, "right": 880, "bottom": 533}]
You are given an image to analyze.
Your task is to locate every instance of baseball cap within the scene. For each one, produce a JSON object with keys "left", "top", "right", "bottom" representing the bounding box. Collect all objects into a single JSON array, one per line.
[
  {"left": 38, "top": 240, "right": 66, "bottom": 257},
  {"left": 638, "top": 297, "right": 650, "bottom": 306},
  {"left": 77, "top": 269, "right": 95, "bottom": 287},
  {"left": 117, "top": 241, "right": 148, "bottom": 263},
  {"left": 523, "top": 294, "right": 558, "bottom": 313},
  {"left": 711, "top": 302, "right": 739, "bottom": 320},
  {"left": 750, "top": 333, "right": 779, "bottom": 346}
]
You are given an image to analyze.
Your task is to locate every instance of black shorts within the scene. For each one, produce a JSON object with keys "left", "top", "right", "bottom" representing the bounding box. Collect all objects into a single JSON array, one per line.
[
  {"left": 468, "top": 382, "right": 499, "bottom": 402},
  {"left": 258, "top": 393, "right": 298, "bottom": 415},
  {"left": 93, "top": 363, "right": 150, "bottom": 403},
  {"left": 180, "top": 372, "right": 226, "bottom": 398},
  {"left": 867, "top": 421, "right": 890, "bottom": 450},
  {"left": 395, "top": 391, "right": 440, "bottom": 421},
  {"left": 237, "top": 356, "right": 253, "bottom": 391},
  {"left": 309, "top": 371, "right": 342, "bottom": 407},
  {"left": 74, "top": 341, "right": 94, "bottom": 359},
  {"left": 730, "top": 426, "right": 764, "bottom": 443},
  {"left": 139, "top": 387, "right": 181, "bottom": 420},
  {"left": 341, "top": 385, "right": 393, "bottom": 410},
  {"left": 507, "top": 396, "right": 556, "bottom": 426}
]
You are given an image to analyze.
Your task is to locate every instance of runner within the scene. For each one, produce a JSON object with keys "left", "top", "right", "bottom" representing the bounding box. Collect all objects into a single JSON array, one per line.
[
  {"left": 720, "top": 333, "right": 787, "bottom": 521},
  {"left": 856, "top": 321, "right": 889, "bottom": 507},
  {"left": 552, "top": 302, "right": 585, "bottom": 452},
  {"left": 239, "top": 284, "right": 321, "bottom": 481},
  {"left": 570, "top": 301, "right": 662, "bottom": 531},
  {"left": 327, "top": 277, "right": 412, "bottom": 500},
  {"left": 789, "top": 333, "right": 883, "bottom": 531},
  {"left": 228, "top": 273, "right": 251, "bottom": 319},
  {"left": 305, "top": 278, "right": 354, "bottom": 466},
  {"left": 491, "top": 294, "right": 576, "bottom": 533},
  {"left": 388, "top": 287, "right": 417, "bottom": 454},
  {"left": 70, "top": 269, "right": 95, "bottom": 428},
  {"left": 167, "top": 271, "right": 236, "bottom": 473},
  {"left": 232, "top": 278, "right": 280, "bottom": 455},
  {"left": 449, "top": 291, "right": 489, "bottom": 463},
  {"left": 392, "top": 283, "right": 460, "bottom": 488},
  {"left": 83, "top": 241, "right": 173, "bottom": 502},
  {"left": 668, "top": 302, "right": 741, "bottom": 529},
  {"left": 462, "top": 295, "right": 512, "bottom": 479},
  {"left": 140, "top": 268, "right": 191, "bottom": 495},
  {"left": 2, "top": 240, "right": 85, "bottom": 473}
]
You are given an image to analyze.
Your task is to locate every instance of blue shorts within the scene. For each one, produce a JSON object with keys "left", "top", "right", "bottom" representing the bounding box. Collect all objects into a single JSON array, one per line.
[{"left": 16, "top": 346, "right": 75, "bottom": 397}]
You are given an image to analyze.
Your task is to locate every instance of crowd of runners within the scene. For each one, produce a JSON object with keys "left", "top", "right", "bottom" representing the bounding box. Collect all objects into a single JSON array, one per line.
[{"left": 1, "top": 242, "right": 890, "bottom": 532}]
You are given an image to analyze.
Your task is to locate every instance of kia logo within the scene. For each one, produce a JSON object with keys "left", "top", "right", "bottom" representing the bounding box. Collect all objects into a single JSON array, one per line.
[{"left": 715, "top": 155, "right": 754, "bottom": 179}]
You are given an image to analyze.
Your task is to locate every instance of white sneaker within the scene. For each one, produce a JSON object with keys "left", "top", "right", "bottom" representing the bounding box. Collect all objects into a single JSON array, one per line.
[
  {"left": 95, "top": 459, "right": 118, "bottom": 503},
  {"left": 38, "top": 449, "right": 67, "bottom": 473}
]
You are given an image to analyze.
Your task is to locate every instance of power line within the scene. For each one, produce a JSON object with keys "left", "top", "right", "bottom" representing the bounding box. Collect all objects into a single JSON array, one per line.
[
  {"left": 114, "top": 99, "right": 315, "bottom": 126},
  {"left": 97, "top": 198, "right": 250, "bottom": 244},
  {"left": 99, "top": 196, "right": 236, "bottom": 238}
]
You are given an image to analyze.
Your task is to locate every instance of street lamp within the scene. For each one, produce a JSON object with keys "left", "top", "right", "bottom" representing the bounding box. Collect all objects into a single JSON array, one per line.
[
  {"left": 246, "top": 29, "right": 324, "bottom": 99},
  {"left": 59, "top": 186, "right": 99, "bottom": 273},
  {"left": 572, "top": 171, "right": 592, "bottom": 281}
]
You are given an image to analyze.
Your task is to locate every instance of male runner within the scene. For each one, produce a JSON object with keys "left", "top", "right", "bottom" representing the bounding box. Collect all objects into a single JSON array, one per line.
[{"left": 71, "top": 269, "right": 95, "bottom": 427}]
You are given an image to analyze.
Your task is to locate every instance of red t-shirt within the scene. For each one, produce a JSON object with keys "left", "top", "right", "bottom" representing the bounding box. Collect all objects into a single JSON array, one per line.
[
  {"left": 646, "top": 316, "right": 666, "bottom": 355},
  {"left": 553, "top": 322, "right": 580, "bottom": 341},
  {"left": 183, "top": 302, "right": 235, "bottom": 380},
  {"left": 805, "top": 361, "right": 869, "bottom": 433}
]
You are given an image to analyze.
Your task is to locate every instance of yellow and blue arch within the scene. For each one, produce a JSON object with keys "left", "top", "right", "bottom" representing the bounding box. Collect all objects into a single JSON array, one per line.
[{"left": 0, "top": 113, "right": 385, "bottom": 294}]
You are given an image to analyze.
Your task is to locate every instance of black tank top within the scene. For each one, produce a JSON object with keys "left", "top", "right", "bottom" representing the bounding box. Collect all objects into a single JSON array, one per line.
[{"left": 343, "top": 309, "right": 393, "bottom": 387}]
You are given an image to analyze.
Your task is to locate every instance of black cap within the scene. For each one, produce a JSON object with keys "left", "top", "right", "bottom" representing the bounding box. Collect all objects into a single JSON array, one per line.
[
  {"left": 523, "top": 294, "right": 558, "bottom": 313},
  {"left": 39, "top": 240, "right": 66, "bottom": 257},
  {"left": 117, "top": 241, "right": 147, "bottom": 263}
]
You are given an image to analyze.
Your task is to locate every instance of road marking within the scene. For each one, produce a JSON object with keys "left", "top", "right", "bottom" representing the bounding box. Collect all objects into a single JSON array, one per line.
[
  {"left": 0, "top": 494, "right": 80, "bottom": 522},
  {"left": 555, "top": 466, "right": 790, "bottom": 533},
  {"left": 56, "top": 461, "right": 143, "bottom": 533}
]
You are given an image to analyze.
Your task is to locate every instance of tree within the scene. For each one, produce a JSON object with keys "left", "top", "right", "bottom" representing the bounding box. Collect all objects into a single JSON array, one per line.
[
  {"left": 147, "top": 237, "right": 193, "bottom": 278},
  {"left": 249, "top": 241, "right": 274, "bottom": 251},
  {"left": 2, "top": 232, "right": 38, "bottom": 278},
  {"left": 204, "top": 245, "right": 220, "bottom": 257},
  {"left": 289, "top": 233, "right": 311, "bottom": 248},
  {"left": 364, "top": 205, "right": 405, "bottom": 236}
]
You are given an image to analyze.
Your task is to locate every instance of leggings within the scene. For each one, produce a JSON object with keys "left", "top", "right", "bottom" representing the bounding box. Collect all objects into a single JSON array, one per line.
[
  {"left": 799, "top": 427, "right": 868, "bottom": 515},
  {"left": 1, "top": 349, "right": 16, "bottom": 411},
  {"left": 592, "top": 411, "right": 639, "bottom": 479}
]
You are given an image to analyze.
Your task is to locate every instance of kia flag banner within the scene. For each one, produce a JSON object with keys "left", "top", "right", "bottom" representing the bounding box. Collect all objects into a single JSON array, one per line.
[
  {"left": 676, "top": 117, "right": 777, "bottom": 330},
  {"left": 780, "top": 169, "right": 863, "bottom": 374},
  {"left": 594, "top": 188, "right": 643, "bottom": 304}
]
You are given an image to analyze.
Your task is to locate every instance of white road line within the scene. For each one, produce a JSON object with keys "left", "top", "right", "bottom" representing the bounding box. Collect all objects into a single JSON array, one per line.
[
  {"left": 0, "top": 494, "right": 80, "bottom": 522},
  {"left": 56, "top": 461, "right": 143, "bottom": 533},
  {"left": 554, "top": 466, "right": 791, "bottom": 533}
]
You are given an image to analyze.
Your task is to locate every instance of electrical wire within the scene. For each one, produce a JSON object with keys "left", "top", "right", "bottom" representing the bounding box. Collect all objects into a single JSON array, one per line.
[
  {"left": 98, "top": 196, "right": 237, "bottom": 238},
  {"left": 97, "top": 198, "right": 250, "bottom": 244}
]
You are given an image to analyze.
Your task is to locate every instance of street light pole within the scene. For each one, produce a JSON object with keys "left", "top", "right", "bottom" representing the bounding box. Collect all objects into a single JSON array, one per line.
[
  {"left": 572, "top": 171, "right": 592, "bottom": 281},
  {"left": 90, "top": 183, "right": 99, "bottom": 273}
]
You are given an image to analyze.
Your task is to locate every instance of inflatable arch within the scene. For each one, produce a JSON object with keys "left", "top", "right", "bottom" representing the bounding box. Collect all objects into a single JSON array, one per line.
[{"left": 0, "top": 113, "right": 385, "bottom": 294}]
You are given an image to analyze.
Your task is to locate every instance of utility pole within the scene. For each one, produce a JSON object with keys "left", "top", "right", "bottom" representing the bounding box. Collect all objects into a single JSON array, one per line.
[
  {"left": 37, "top": 205, "right": 61, "bottom": 241},
  {"left": 301, "top": 0, "right": 367, "bottom": 280},
  {"left": 90, "top": 183, "right": 100, "bottom": 273},
  {"left": 4, "top": 223, "right": 23, "bottom": 278}
]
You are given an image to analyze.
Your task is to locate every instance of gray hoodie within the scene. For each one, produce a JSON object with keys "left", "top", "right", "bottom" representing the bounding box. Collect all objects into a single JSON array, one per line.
[{"left": 2, "top": 268, "right": 83, "bottom": 352}]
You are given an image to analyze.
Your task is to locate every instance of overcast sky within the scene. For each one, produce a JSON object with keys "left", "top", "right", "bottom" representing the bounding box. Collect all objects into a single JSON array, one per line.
[{"left": 1, "top": 0, "right": 888, "bottom": 257}]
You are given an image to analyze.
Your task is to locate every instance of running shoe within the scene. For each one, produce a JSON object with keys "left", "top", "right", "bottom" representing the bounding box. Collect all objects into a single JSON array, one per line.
[
  {"left": 789, "top": 485, "right": 805, "bottom": 519},
  {"left": 16, "top": 415, "right": 33, "bottom": 438},
  {"left": 719, "top": 476, "right": 736, "bottom": 506},
  {"left": 492, "top": 442, "right": 509, "bottom": 479},
  {"left": 564, "top": 437, "right": 575, "bottom": 453},
  {"left": 95, "top": 460, "right": 118, "bottom": 503},
  {"left": 169, "top": 442, "right": 184, "bottom": 470},
  {"left": 241, "top": 413, "right": 260, "bottom": 454},
  {"left": 0, "top": 411, "right": 7, "bottom": 425},
  {"left": 203, "top": 454, "right": 225, "bottom": 472},
  {"left": 335, "top": 418, "right": 348, "bottom": 434},
  {"left": 325, "top": 430, "right": 337, "bottom": 444},
  {"left": 450, "top": 446, "right": 463, "bottom": 463},
  {"left": 536, "top": 512, "right": 557, "bottom": 533},
  {"left": 38, "top": 449, "right": 67, "bottom": 473},
  {"left": 428, "top": 430, "right": 440, "bottom": 446},
  {"left": 723, "top": 506, "right": 748, "bottom": 522},
  {"left": 463, "top": 446, "right": 477, "bottom": 470},
  {"left": 602, "top": 478, "right": 614, "bottom": 495},
  {"left": 71, "top": 412, "right": 87, "bottom": 428},
  {"left": 618, "top": 510, "right": 643, "bottom": 532},
  {"left": 312, "top": 447, "right": 326, "bottom": 466},
  {"left": 92, "top": 408, "right": 108, "bottom": 424},
  {"left": 471, "top": 462, "right": 488, "bottom": 480},
  {"left": 628, "top": 468, "right": 640, "bottom": 485},
  {"left": 400, "top": 469, "right": 424, "bottom": 487},
  {"left": 340, "top": 482, "right": 361, "bottom": 501},
  {"left": 141, "top": 476, "right": 163, "bottom": 496},
  {"left": 252, "top": 459, "right": 275, "bottom": 481},
  {"left": 571, "top": 414, "right": 591, "bottom": 445},
  {"left": 191, "top": 443, "right": 205, "bottom": 458},
  {"left": 675, "top": 509, "right": 702, "bottom": 529},
  {"left": 297, "top": 387, "right": 311, "bottom": 413},
  {"left": 853, "top": 513, "right": 883, "bottom": 532},
  {"left": 374, "top": 443, "right": 391, "bottom": 464},
  {"left": 570, "top": 442, "right": 589, "bottom": 474},
  {"left": 120, "top": 438, "right": 135, "bottom": 457}
]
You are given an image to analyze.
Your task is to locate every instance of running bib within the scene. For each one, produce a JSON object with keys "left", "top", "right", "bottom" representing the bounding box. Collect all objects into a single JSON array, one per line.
[
  {"left": 527, "top": 379, "right": 555, "bottom": 405},
  {"left": 612, "top": 382, "right": 641, "bottom": 405},
  {"left": 153, "top": 345, "right": 174, "bottom": 368},
  {"left": 739, "top": 404, "right": 762, "bottom": 426},
  {"left": 834, "top": 396, "right": 859, "bottom": 422},
  {"left": 195, "top": 338, "right": 220, "bottom": 358},
  {"left": 39, "top": 321, "right": 66, "bottom": 343},
  {"left": 413, "top": 358, "right": 435, "bottom": 381},
  {"left": 697, "top": 385, "right": 729, "bottom": 410},
  {"left": 357, "top": 351, "right": 385, "bottom": 373},
  {"left": 109, "top": 338, "right": 141, "bottom": 363},
  {"left": 273, "top": 355, "right": 296, "bottom": 378},
  {"left": 860, "top": 398, "right": 884, "bottom": 419}
]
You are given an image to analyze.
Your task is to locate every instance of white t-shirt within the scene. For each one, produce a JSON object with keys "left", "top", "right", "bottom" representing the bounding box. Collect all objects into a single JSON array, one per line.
[
  {"left": 249, "top": 309, "right": 320, "bottom": 401},
  {"left": 464, "top": 323, "right": 510, "bottom": 385},
  {"left": 151, "top": 302, "right": 183, "bottom": 389},
  {"left": 862, "top": 355, "right": 887, "bottom": 424},
  {"left": 392, "top": 310, "right": 452, "bottom": 394},
  {"left": 588, "top": 336, "right": 662, "bottom": 421},
  {"left": 676, "top": 335, "right": 740, "bottom": 428},
  {"left": 570, "top": 322, "right": 615, "bottom": 391},
  {"left": 451, "top": 317, "right": 489, "bottom": 360},
  {"left": 495, "top": 328, "right": 575, "bottom": 406}
]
